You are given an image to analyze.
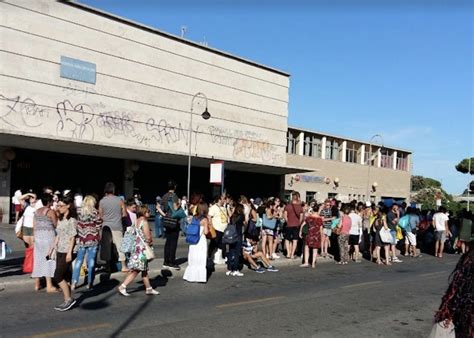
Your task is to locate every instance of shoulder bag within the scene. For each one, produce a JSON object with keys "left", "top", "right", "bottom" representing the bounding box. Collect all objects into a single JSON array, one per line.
[
  {"left": 136, "top": 223, "right": 155, "bottom": 261},
  {"left": 379, "top": 227, "right": 393, "bottom": 244},
  {"left": 161, "top": 196, "right": 178, "bottom": 230},
  {"left": 15, "top": 216, "right": 24, "bottom": 240}
]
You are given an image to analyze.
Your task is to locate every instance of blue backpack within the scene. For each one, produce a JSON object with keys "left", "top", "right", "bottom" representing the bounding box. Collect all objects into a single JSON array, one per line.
[{"left": 185, "top": 217, "right": 201, "bottom": 245}]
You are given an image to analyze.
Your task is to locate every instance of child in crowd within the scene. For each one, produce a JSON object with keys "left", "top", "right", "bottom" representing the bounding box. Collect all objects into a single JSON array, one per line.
[{"left": 242, "top": 236, "right": 279, "bottom": 273}]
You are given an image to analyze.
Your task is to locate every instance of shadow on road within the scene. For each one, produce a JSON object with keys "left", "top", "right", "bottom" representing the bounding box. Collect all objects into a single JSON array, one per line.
[
  {"left": 109, "top": 296, "right": 153, "bottom": 337},
  {"left": 77, "top": 278, "right": 120, "bottom": 311}
]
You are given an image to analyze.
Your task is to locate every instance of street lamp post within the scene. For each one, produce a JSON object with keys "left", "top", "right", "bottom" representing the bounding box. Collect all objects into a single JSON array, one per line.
[
  {"left": 187, "top": 92, "right": 211, "bottom": 200},
  {"left": 366, "top": 134, "right": 384, "bottom": 203},
  {"left": 468, "top": 157, "right": 471, "bottom": 211}
]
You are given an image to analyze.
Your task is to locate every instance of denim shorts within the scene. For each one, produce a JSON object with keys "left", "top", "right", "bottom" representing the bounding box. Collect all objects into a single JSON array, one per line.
[{"left": 322, "top": 228, "right": 332, "bottom": 237}]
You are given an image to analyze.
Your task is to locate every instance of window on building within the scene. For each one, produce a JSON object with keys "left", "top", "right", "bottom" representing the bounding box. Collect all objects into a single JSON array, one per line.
[
  {"left": 325, "top": 139, "right": 339, "bottom": 161},
  {"left": 328, "top": 192, "right": 337, "bottom": 199},
  {"left": 284, "top": 190, "right": 293, "bottom": 203},
  {"left": 303, "top": 134, "right": 322, "bottom": 158},
  {"left": 345, "top": 142, "right": 358, "bottom": 163},
  {"left": 380, "top": 149, "right": 393, "bottom": 169},
  {"left": 306, "top": 191, "right": 317, "bottom": 203},
  {"left": 396, "top": 152, "right": 408, "bottom": 171},
  {"left": 364, "top": 149, "right": 376, "bottom": 166},
  {"left": 286, "top": 130, "right": 299, "bottom": 154}
]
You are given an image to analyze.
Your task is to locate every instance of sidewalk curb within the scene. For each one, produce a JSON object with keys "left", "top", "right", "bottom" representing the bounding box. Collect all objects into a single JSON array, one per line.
[{"left": 0, "top": 255, "right": 336, "bottom": 289}]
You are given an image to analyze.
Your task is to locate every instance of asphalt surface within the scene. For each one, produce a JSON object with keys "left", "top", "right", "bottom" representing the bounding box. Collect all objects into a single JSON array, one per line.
[{"left": 0, "top": 247, "right": 458, "bottom": 338}]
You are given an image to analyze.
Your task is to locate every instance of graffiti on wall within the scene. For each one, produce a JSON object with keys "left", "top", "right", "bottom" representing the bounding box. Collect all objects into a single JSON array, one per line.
[
  {"left": 208, "top": 125, "right": 283, "bottom": 164},
  {"left": 0, "top": 95, "right": 50, "bottom": 128},
  {"left": 0, "top": 94, "right": 283, "bottom": 164}
]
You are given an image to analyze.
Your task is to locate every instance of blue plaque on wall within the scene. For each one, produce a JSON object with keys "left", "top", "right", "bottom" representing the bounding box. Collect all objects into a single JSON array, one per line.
[{"left": 60, "top": 56, "right": 96, "bottom": 84}]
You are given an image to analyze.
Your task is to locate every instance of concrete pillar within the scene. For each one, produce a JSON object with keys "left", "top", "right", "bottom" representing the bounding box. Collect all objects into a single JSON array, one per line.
[
  {"left": 298, "top": 132, "right": 304, "bottom": 156},
  {"left": 321, "top": 136, "right": 327, "bottom": 159},
  {"left": 0, "top": 147, "right": 13, "bottom": 223},
  {"left": 341, "top": 141, "right": 347, "bottom": 162},
  {"left": 123, "top": 159, "right": 134, "bottom": 199},
  {"left": 377, "top": 148, "right": 382, "bottom": 167},
  {"left": 360, "top": 144, "right": 365, "bottom": 165},
  {"left": 392, "top": 151, "right": 397, "bottom": 170}
]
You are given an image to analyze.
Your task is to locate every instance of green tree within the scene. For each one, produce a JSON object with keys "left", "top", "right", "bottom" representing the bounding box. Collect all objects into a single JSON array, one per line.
[
  {"left": 455, "top": 157, "right": 474, "bottom": 174},
  {"left": 411, "top": 175, "right": 441, "bottom": 191}
]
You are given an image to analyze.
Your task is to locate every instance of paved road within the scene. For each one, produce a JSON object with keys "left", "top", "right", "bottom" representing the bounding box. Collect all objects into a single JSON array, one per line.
[{"left": 0, "top": 252, "right": 458, "bottom": 338}]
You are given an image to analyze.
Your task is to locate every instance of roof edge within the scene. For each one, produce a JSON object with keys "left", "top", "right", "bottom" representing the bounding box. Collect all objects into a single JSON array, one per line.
[
  {"left": 288, "top": 125, "right": 413, "bottom": 154},
  {"left": 58, "top": 0, "right": 290, "bottom": 77}
]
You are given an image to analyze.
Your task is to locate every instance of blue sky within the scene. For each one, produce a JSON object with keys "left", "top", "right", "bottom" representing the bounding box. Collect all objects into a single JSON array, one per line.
[{"left": 81, "top": 0, "right": 473, "bottom": 194}]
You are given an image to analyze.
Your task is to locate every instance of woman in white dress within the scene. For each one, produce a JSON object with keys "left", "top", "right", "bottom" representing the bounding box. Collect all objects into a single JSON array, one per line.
[{"left": 183, "top": 201, "right": 209, "bottom": 283}]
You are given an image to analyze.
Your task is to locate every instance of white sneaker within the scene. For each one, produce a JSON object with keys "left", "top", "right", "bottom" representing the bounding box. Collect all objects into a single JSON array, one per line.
[
  {"left": 226, "top": 271, "right": 232, "bottom": 276},
  {"left": 232, "top": 271, "right": 244, "bottom": 277},
  {"left": 272, "top": 253, "right": 280, "bottom": 259},
  {"left": 118, "top": 285, "right": 130, "bottom": 297},
  {"left": 146, "top": 287, "right": 160, "bottom": 295}
]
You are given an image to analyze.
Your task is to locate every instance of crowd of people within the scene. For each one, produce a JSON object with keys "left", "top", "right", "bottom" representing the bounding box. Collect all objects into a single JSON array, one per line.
[{"left": 9, "top": 181, "right": 473, "bottom": 314}]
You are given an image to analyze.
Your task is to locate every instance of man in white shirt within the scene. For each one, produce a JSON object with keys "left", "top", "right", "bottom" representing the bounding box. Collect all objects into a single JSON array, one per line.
[
  {"left": 208, "top": 194, "right": 229, "bottom": 265},
  {"left": 432, "top": 206, "right": 451, "bottom": 258},
  {"left": 348, "top": 206, "right": 363, "bottom": 262}
]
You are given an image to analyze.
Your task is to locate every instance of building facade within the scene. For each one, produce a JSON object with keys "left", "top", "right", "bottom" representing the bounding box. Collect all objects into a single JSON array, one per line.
[
  {"left": 285, "top": 127, "right": 412, "bottom": 204},
  {"left": 0, "top": 0, "right": 302, "bottom": 222},
  {"left": 0, "top": 1, "right": 413, "bottom": 223}
]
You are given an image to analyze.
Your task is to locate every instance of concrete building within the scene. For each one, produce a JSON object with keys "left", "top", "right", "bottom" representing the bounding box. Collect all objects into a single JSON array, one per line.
[
  {"left": 0, "top": 1, "right": 413, "bottom": 223},
  {"left": 284, "top": 127, "right": 412, "bottom": 204},
  {"left": 0, "top": 0, "right": 306, "bottom": 222}
]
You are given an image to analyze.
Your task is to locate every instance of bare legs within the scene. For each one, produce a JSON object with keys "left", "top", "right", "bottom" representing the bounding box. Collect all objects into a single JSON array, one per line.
[{"left": 301, "top": 245, "right": 318, "bottom": 268}]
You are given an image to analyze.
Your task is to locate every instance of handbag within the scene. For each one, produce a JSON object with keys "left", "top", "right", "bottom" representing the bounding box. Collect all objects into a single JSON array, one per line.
[
  {"left": 22, "top": 246, "right": 34, "bottom": 273},
  {"left": 380, "top": 227, "right": 393, "bottom": 244},
  {"left": 222, "top": 223, "right": 239, "bottom": 244},
  {"left": 15, "top": 216, "right": 24, "bottom": 240},
  {"left": 136, "top": 224, "right": 155, "bottom": 261},
  {"left": 262, "top": 214, "right": 277, "bottom": 230},
  {"left": 161, "top": 197, "right": 178, "bottom": 230},
  {"left": 428, "top": 322, "right": 455, "bottom": 338},
  {"left": 143, "top": 244, "right": 155, "bottom": 261},
  {"left": 206, "top": 222, "right": 217, "bottom": 239},
  {"left": 396, "top": 226, "right": 403, "bottom": 241},
  {"left": 331, "top": 218, "right": 340, "bottom": 229}
]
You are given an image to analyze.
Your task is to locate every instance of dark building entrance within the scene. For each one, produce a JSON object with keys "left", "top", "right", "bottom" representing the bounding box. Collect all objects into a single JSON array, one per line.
[{"left": 11, "top": 148, "right": 283, "bottom": 204}]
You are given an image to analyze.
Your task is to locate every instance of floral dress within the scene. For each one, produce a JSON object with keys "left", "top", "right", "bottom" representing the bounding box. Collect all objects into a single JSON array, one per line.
[
  {"left": 126, "top": 221, "right": 149, "bottom": 272},
  {"left": 305, "top": 215, "right": 322, "bottom": 249}
]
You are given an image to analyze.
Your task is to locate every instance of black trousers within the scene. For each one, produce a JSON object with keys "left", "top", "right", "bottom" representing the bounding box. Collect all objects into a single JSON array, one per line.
[
  {"left": 208, "top": 230, "right": 226, "bottom": 259},
  {"left": 227, "top": 238, "right": 242, "bottom": 271},
  {"left": 164, "top": 228, "right": 180, "bottom": 265}
]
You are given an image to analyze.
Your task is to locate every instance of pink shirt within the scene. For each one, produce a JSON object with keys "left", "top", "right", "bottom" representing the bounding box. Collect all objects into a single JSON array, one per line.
[{"left": 341, "top": 215, "right": 352, "bottom": 235}]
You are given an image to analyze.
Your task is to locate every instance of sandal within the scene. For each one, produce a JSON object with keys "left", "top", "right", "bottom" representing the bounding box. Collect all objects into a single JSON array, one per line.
[{"left": 299, "top": 264, "right": 310, "bottom": 268}]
